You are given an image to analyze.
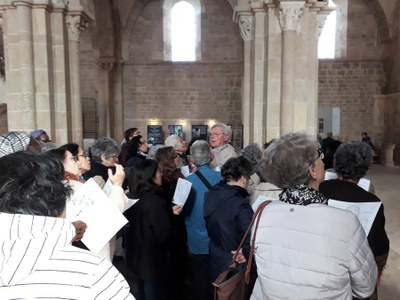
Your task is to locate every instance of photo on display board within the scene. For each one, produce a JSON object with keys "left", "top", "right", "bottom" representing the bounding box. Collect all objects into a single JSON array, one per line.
[
  {"left": 147, "top": 125, "right": 163, "bottom": 146},
  {"left": 191, "top": 125, "right": 208, "bottom": 141},
  {"left": 168, "top": 125, "right": 184, "bottom": 138}
]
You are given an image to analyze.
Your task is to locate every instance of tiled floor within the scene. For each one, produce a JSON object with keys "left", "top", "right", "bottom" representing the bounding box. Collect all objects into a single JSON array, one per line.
[
  {"left": 116, "top": 164, "right": 400, "bottom": 299},
  {"left": 367, "top": 164, "right": 400, "bottom": 299}
]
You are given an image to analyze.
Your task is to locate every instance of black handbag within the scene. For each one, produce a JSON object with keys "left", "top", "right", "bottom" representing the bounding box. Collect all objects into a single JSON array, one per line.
[{"left": 212, "top": 200, "right": 271, "bottom": 300}]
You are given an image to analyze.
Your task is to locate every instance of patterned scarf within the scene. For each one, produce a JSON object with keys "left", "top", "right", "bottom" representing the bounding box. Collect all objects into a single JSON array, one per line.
[{"left": 279, "top": 184, "right": 328, "bottom": 206}]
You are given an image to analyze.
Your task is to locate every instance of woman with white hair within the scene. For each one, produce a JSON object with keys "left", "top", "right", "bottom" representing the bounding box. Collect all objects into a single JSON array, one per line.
[
  {"left": 165, "top": 134, "right": 194, "bottom": 171},
  {"left": 251, "top": 132, "right": 377, "bottom": 300}
]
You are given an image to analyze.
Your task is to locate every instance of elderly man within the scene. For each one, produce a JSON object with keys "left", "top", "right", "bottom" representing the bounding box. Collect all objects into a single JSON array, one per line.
[
  {"left": 184, "top": 140, "right": 223, "bottom": 300},
  {"left": 209, "top": 123, "right": 238, "bottom": 169},
  {"left": 0, "top": 151, "right": 134, "bottom": 299}
]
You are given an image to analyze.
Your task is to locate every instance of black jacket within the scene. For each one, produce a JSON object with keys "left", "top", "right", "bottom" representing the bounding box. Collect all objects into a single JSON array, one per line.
[
  {"left": 124, "top": 186, "right": 172, "bottom": 280},
  {"left": 204, "top": 182, "right": 254, "bottom": 281},
  {"left": 83, "top": 160, "right": 115, "bottom": 182}
]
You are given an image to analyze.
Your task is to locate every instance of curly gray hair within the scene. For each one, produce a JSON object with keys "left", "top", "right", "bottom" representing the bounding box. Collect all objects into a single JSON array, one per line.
[
  {"left": 240, "top": 143, "right": 262, "bottom": 171},
  {"left": 190, "top": 140, "right": 211, "bottom": 166},
  {"left": 261, "top": 132, "right": 319, "bottom": 189},
  {"left": 165, "top": 135, "right": 182, "bottom": 150},
  {"left": 333, "top": 141, "right": 372, "bottom": 180},
  {"left": 90, "top": 137, "right": 119, "bottom": 163}
]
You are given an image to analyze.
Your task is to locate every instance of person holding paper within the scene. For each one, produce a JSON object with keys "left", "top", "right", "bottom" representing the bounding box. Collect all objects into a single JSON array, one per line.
[
  {"left": 319, "top": 141, "right": 389, "bottom": 299},
  {"left": 0, "top": 152, "right": 134, "bottom": 299},
  {"left": 125, "top": 159, "right": 172, "bottom": 300},
  {"left": 203, "top": 156, "right": 254, "bottom": 282},
  {"left": 48, "top": 147, "right": 127, "bottom": 261},
  {"left": 184, "top": 140, "right": 223, "bottom": 300},
  {"left": 154, "top": 146, "right": 186, "bottom": 300},
  {"left": 250, "top": 133, "right": 377, "bottom": 300}
]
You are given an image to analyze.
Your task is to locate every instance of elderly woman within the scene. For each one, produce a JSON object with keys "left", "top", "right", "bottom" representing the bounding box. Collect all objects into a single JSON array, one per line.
[
  {"left": 48, "top": 147, "right": 126, "bottom": 261},
  {"left": 239, "top": 143, "right": 263, "bottom": 195},
  {"left": 251, "top": 133, "right": 377, "bottom": 300},
  {"left": 165, "top": 134, "right": 194, "bottom": 171},
  {"left": 204, "top": 156, "right": 254, "bottom": 282},
  {"left": 83, "top": 137, "right": 120, "bottom": 184},
  {"left": 319, "top": 141, "right": 389, "bottom": 300}
]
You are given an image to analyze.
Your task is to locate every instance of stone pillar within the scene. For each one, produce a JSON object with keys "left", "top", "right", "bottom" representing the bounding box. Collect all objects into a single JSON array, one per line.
[
  {"left": 66, "top": 14, "right": 88, "bottom": 144},
  {"left": 235, "top": 12, "right": 254, "bottom": 146},
  {"left": 252, "top": 3, "right": 268, "bottom": 145},
  {"left": 278, "top": 1, "right": 305, "bottom": 135},
  {"left": 14, "top": 1, "right": 36, "bottom": 131},
  {"left": 383, "top": 144, "right": 395, "bottom": 167},
  {"left": 51, "top": 1, "right": 70, "bottom": 145},
  {"left": 98, "top": 58, "right": 115, "bottom": 137},
  {"left": 112, "top": 60, "right": 124, "bottom": 142}
]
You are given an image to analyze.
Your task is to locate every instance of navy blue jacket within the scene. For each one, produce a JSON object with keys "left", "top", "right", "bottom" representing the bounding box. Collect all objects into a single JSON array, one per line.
[{"left": 204, "top": 182, "right": 253, "bottom": 281}]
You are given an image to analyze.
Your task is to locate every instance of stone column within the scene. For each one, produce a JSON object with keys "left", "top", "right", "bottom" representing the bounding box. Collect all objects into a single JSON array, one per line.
[
  {"left": 383, "top": 144, "right": 395, "bottom": 167},
  {"left": 98, "top": 58, "right": 115, "bottom": 137},
  {"left": 235, "top": 12, "right": 254, "bottom": 146},
  {"left": 51, "top": 1, "right": 70, "bottom": 145},
  {"left": 66, "top": 14, "right": 88, "bottom": 144},
  {"left": 278, "top": 1, "right": 305, "bottom": 135},
  {"left": 112, "top": 59, "right": 124, "bottom": 142},
  {"left": 14, "top": 1, "right": 36, "bottom": 131}
]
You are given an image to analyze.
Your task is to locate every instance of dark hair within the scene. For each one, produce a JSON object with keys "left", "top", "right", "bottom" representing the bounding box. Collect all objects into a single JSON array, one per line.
[
  {"left": 124, "top": 127, "right": 138, "bottom": 141},
  {"left": 60, "top": 143, "right": 80, "bottom": 156},
  {"left": 0, "top": 152, "right": 71, "bottom": 217},
  {"left": 127, "top": 159, "right": 159, "bottom": 194},
  {"left": 47, "top": 148, "right": 68, "bottom": 164},
  {"left": 154, "top": 146, "right": 177, "bottom": 179},
  {"left": 128, "top": 135, "right": 144, "bottom": 156},
  {"left": 221, "top": 156, "right": 253, "bottom": 182},
  {"left": 334, "top": 141, "right": 372, "bottom": 180}
]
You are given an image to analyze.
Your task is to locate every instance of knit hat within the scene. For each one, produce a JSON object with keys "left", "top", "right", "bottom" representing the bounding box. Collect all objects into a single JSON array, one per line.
[
  {"left": 0, "top": 132, "right": 30, "bottom": 158},
  {"left": 30, "top": 129, "right": 46, "bottom": 140}
]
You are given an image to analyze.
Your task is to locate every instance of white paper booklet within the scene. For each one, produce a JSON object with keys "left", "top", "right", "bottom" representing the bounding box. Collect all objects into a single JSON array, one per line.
[
  {"left": 66, "top": 178, "right": 128, "bottom": 254},
  {"left": 357, "top": 178, "right": 371, "bottom": 192},
  {"left": 172, "top": 177, "right": 192, "bottom": 206},
  {"left": 252, "top": 195, "right": 277, "bottom": 212},
  {"left": 181, "top": 165, "right": 191, "bottom": 178},
  {"left": 328, "top": 199, "right": 381, "bottom": 235}
]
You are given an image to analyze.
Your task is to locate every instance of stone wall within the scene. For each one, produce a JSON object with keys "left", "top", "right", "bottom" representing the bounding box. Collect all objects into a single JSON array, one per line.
[
  {"left": 318, "top": 60, "right": 386, "bottom": 145},
  {"left": 123, "top": 0, "right": 244, "bottom": 148},
  {"left": 123, "top": 62, "right": 243, "bottom": 147}
]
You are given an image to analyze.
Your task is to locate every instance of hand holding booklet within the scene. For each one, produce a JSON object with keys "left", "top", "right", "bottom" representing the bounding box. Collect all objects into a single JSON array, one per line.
[
  {"left": 66, "top": 178, "right": 128, "bottom": 254},
  {"left": 172, "top": 177, "right": 192, "bottom": 206}
]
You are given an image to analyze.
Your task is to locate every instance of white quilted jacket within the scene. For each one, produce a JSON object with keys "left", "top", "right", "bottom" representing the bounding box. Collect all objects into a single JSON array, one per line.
[{"left": 251, "top": 201, "right": 377, "bottom": 300}]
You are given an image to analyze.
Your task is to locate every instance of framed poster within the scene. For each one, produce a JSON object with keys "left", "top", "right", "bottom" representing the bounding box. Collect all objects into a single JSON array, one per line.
[
  {"left": 168, "top": 125, "right": 183, "bottom": 138},
  {"left": 147, "top": 125, "right": 163, "bottom": 145},
  {"left": 191, "top": 125, "right": 208, "bottom": 141}
]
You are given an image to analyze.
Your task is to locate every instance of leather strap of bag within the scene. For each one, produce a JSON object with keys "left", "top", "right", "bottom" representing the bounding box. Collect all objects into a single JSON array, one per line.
[
  {"left": 231, "top": 200, "right": 272, "bottom": 283},
  {"left": 195, "top": 170, "right": 213, "bottom": 190}
]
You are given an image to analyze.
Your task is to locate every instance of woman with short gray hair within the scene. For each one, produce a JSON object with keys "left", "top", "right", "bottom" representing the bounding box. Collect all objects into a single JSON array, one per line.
[
  {"left": 251, "top": 132, "right": 377, "bottom": 300},
  {"left": 240, "top": 143, "right": 263, "bottom": 194},
  {"left": 319, "top": 142, "right": 389, "bottom": 299},
  {"left": 84, "top": 137, "right": 120, "bottom": 183}
]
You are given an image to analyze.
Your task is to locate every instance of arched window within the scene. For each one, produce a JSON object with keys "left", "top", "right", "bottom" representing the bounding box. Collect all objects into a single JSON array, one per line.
[
  {"left": 163, "top": 0, "right": 201, "bottom": 61},
  {"left": 318, "top": 0, "right": 336, "bottom": 59}
]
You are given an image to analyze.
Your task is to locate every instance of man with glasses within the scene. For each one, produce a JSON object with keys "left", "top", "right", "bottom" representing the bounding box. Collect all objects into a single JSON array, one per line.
[{"left": 208, "top": 123, "right": 237, "bottom": 170}]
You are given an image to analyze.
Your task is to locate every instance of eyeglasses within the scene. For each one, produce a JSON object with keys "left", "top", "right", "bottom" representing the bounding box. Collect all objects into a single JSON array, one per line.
[
  {"left": 208, "top": 132, "right": 225, "bottom": 137},
  {"left": 77, "top": 153, "right": 88, "bottom": 159},
  {"left": 317, "top": 148, "right": 325, "bottom": 160}
]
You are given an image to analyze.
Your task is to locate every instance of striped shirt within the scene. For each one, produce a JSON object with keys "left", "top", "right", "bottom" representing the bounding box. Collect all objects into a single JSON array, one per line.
[{"left": 0, "top": 213, "right": 134, "bottom": 300}]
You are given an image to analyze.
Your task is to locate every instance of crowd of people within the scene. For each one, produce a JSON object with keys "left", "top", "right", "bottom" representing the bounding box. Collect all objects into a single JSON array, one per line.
[{"left": 0, "top": 124, "right": 390, "bottom": 300}]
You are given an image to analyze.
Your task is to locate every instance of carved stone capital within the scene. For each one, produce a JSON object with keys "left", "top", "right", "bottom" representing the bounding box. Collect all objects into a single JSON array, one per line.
[
  {"left": 99, "top": 57, "right": 116, "bottom": 73},
  {"left": 66, "top": 14, "right": 88, "bottom": 41},
  {"left": 238, "top": 15, "right": 254, "bottom": 41},
  {"left": 278, "top": 1, "right": 305, "bottom": 32}
]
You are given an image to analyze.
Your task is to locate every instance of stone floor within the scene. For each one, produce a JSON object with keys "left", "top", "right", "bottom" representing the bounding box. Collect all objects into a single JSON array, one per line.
[
  {"left": 367, "top": 164, "right": 400, "bottom": 299},
  {"left": 115, "top": 164, "right": 400, "bottom": 299}
]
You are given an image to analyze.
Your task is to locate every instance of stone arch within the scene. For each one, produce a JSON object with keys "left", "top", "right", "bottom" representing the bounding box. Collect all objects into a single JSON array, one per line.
[{"left": 367, "top": 0, "right": 390, "bottom": 42}]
